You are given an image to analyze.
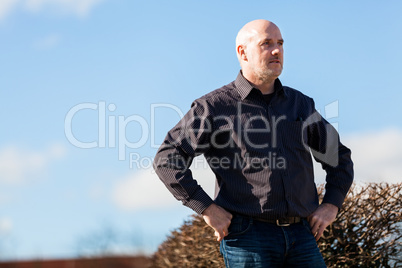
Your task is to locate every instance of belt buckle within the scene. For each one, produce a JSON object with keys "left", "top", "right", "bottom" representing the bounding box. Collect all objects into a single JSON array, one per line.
[{"left": 276, "top": 219, "right": 290, "bottom": 227}]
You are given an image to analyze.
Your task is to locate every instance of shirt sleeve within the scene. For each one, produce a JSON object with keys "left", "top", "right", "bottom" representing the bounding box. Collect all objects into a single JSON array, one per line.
[
  {"left": 306, "top": 102, "right": 354, "bottom": 209},
  {"left": 153, "top": 99, "right": 214, "bottom": 214}
]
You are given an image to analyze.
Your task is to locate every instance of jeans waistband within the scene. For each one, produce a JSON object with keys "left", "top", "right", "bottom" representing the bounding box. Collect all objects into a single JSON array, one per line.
[
  {"left": 253, "top": 216, "right": 303, "bottom": 226},
  {"left": 230, "top": 212, "right": 304, "bottom": 226}
]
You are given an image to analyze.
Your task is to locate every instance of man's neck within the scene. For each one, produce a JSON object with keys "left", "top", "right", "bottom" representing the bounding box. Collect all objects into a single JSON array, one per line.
[{"left": 241, "top": 70, "right": 277, "bottom": 94}]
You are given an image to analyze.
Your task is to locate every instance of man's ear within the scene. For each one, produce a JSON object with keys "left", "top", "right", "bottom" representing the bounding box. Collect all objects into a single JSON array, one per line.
[{"left": 237, "top": 45, "right": 247, "bottom": 62}]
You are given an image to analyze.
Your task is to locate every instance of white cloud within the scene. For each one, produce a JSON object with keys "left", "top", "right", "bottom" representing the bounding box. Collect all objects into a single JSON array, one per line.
[
  {"left": 0, "top": 217, "right": 13, "bottom": 235},
  {"left": 0, "top": 0, "right": 19, "bottom": 20},
  {"left": 0, "top": 0, "right": 103, "bottom": 20},
  {"left": 112, "top": 169, "right": 177, "bottom": 211},
  {"left": 33, "top": 33, "right": 61, "bottom": 50},
  {"left": 0, "top": 143, "right": 67, "bottom": 184},
  {"left": 112, "top": 128, "right": 402, "bottom": 211},
  {"left": 112, "top": 156, "right": 216, "bottom": 211},
  {"left": 342, "top": 128, "right": 402, "bottom": 184},
  {"left": 24, "top": 0, "right": 104, "bottom": 17},
  {"left": 311, "top": 128, "right": 402, "bottom": 185}
]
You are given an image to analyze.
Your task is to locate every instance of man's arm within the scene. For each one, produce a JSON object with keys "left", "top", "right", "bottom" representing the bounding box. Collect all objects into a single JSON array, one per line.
[
  {"left": 306, "top": 108, "right": 354, "bottom": 240},
  {"left": 153, "top": 99, "right": 215, "bottom": 214},
  {"left": 154, "top": 100, "right": 234, "bottom": 240}
]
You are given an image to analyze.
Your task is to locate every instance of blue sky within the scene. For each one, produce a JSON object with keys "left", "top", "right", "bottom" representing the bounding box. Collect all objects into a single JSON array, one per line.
[{"left": 1, "top": 0, "right": 401, "bottom": 260}]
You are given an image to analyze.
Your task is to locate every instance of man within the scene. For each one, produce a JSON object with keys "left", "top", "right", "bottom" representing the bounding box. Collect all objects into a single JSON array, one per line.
[{"left": 154, "top": 19, "right": 353, "bottom": 267}]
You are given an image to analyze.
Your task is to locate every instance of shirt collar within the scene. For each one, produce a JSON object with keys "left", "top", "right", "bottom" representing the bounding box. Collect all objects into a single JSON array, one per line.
[{"left": 234, "top": 71, "right": 286, "bottom": 100}]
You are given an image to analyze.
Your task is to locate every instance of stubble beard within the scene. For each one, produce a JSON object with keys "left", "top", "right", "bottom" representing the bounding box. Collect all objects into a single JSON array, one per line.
[{"left": 254, "top": 66, "right": 282, "bottom": 84}]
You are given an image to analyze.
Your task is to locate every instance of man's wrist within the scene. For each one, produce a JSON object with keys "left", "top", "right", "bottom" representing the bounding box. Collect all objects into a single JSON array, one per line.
[
  {"left": 321, "top": 202, "right": 340, "bottom": 213},
  {"left": 201, "top": 203, "right": 216, "bottom": 217}
]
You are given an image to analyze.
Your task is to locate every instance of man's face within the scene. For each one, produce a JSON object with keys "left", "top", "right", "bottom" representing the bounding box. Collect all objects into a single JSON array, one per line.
[{"left": 246, "top": 25, "right": 284, "bottom": 82}]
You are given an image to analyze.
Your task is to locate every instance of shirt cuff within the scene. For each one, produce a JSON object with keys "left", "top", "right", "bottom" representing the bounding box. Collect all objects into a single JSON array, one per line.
[
  {"left": 183, "top": 189, "right": 214, "bottom": 215},
  {"left": 322, "top": 186, "right": 346, "bottom": 209}
]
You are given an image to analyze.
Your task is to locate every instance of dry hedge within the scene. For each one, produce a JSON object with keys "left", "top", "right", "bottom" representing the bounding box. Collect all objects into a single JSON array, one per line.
[{"left": 152, "top": 183, "right": 402, "bottom": 268}]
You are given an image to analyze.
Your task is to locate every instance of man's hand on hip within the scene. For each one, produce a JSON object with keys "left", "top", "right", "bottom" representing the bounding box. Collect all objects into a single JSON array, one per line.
[
  {"left": 307, "top": 203, "right": 338, "bottom": 241},
  {"left": 202, "top": 203, "right": 233, "bottom": 242}
]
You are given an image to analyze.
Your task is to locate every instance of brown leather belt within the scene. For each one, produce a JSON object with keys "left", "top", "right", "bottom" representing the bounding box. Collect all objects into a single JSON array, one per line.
[{"left": 253, "top": 216, "right": 303, "bottom": 226}]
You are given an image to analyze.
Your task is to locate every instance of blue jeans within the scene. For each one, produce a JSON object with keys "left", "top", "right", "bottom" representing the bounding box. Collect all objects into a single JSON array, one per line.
[{"left": 220, "top": 214, "right": 326, "bottom": 268}]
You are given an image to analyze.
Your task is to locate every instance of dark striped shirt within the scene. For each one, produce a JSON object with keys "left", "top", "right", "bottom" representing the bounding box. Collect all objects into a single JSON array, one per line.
[{"left": 154, "top": 72, "right": 353, "bottom": 220}]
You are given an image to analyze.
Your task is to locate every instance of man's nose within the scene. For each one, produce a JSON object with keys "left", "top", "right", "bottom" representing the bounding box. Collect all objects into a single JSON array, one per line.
[{"left": 272, "top": 48, "right": 280, "bottom": 55}]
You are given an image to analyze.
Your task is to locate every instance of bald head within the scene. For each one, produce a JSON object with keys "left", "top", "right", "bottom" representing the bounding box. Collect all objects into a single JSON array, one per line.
[
  {"left": 236, "top": 20, "right": 279, "bottom": 47},
  {"left": 236, "top": 19, "right": 281, "bottom": 63},
  {"left": 235, "top": 19, "right": 284, "bottom": 92}
]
